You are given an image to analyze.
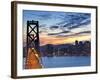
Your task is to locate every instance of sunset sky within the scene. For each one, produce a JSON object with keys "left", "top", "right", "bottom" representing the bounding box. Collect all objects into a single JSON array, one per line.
[{"left": 23, "top": 10, "right": 91, "bottom": 46}]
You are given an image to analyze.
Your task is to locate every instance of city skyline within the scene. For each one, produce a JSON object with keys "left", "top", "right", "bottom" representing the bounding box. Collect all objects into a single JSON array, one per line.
[{"left": 40, "top": 40, "right": 91, "bottom": 57}]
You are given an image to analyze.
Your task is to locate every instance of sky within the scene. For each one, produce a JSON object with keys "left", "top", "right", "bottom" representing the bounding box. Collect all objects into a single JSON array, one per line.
[{"left": 23, "top": 10, "right": 91, "bottom": 46}]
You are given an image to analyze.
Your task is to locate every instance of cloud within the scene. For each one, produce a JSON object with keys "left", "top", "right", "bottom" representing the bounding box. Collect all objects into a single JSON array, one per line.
[
  {"left": 68, "top": 19, "right": 90, "bottom": 29},
  {"left": 40, "top": 32, "right": 91, "bottom": 46},
  {"left": 56, "top": 31, "right": 91, "bottom": 38},
  {"left": 55, "top": 13, "right": 91, "bottom": 30},
  {"left": 39, "top": 24, "right": 47, "bottom": 28},
  {"left": 50, "top": 26, "right": 59, "bottom": 30},
  {"left": 48, "top": 30, "right": 70, "bottom": 35},
  {"left": 78, "top": 31, "right": 91, "bottom": 34},
  {"left": 24, "top": 10, "right": 52, "bottom": 21}
]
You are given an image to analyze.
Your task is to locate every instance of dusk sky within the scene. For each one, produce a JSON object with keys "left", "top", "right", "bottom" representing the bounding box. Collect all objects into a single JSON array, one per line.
[{"left": 23, "top": 10, "right": 91, "bottom": 46}]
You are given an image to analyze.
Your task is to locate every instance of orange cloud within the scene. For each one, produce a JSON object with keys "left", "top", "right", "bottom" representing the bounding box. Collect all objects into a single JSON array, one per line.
[{"left": 39, "top": 33, "right": 91, "bottom": 46}]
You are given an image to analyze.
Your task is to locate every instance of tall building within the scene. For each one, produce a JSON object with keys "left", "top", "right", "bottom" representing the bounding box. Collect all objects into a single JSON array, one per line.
[{"left": 75, "top": 40, "right": 78, "bottom": 46}]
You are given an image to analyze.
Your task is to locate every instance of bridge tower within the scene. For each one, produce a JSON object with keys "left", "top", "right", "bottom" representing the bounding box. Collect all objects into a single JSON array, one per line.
[
  {"left": 25, "top": 20, "right": 42, "bottom": 69},
  {"left": 27, "top": 20, "right": 39, "bottom": 50}
]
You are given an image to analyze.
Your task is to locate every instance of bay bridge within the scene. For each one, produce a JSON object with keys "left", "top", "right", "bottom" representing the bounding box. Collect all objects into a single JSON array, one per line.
[{"left": 25, "top": 20, "right": 42, "bottom": 69}]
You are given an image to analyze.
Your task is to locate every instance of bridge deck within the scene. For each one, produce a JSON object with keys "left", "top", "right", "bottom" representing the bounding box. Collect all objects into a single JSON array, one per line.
[{"left": 25, "top": 48, "right": 42, "bottom": 69}]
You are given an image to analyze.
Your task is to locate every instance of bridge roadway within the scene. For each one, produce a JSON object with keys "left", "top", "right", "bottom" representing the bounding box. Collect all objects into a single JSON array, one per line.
[{"left": 25, "top": 48, "right": 42, "bottom": 69}]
